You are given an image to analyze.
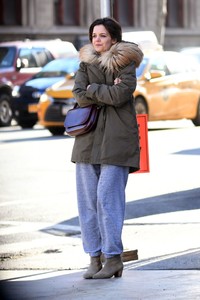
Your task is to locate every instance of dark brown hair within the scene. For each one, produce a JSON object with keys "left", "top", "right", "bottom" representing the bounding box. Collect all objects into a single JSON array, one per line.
[{"left": 89, "top": 17, "right": 122, "bottom": 43}]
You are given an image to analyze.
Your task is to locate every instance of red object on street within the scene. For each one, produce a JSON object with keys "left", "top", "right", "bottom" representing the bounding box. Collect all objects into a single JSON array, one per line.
[{"left": 135, "top": 114, "right": 150, "bottom": 173}]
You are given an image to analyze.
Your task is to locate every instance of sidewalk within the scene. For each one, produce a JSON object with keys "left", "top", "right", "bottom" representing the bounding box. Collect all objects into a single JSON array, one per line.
[
  {"left": 1, "top": 268, "right": 200, "bottom": 300},
  {"left": 1, "top": 210, "right": 200, "bottom": 300},
  {"left": 1, "top": 120, "right": 200, "bottom": 299}
]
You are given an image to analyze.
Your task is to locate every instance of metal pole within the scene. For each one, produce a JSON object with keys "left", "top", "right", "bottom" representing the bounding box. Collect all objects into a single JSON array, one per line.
[
  {"left": 159, "top": 0, "right": 167, "bottom": 45},
  {"left": 100, "top": 0, "right": 111, "bottom": 17}
]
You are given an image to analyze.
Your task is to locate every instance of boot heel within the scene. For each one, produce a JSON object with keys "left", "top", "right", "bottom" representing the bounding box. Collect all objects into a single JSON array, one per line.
[{"left": 114, "top": 268, "right": 123, "bottom": 277}]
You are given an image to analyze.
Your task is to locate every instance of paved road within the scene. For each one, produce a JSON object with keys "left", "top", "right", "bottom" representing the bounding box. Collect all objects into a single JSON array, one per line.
[{"left": 0, "top": 120, "right": 200, "bottom": 272}]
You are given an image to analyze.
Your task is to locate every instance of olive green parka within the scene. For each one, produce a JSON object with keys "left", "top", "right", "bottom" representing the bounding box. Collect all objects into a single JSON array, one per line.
[{"left": 71, "top": 41, "right": 143, "bottom": 173}]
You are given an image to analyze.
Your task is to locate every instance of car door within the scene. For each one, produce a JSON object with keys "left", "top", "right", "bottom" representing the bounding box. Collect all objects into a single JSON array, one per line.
[
  {"left": 164, "top": 52, "right": 200, "bottom": 119},
  {"left": 143, "top": 53, "right": 176, "bottom": 120}
]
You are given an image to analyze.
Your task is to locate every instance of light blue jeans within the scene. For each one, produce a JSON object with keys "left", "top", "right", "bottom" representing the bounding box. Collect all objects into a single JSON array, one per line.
[{"left": 76, "top": 163, "right": 129, "bottom": 258}]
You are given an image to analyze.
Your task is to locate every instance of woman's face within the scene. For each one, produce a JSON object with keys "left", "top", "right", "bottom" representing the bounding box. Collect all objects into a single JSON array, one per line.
[{"left": 92, "top": 24, "right": 116, "bottom": 53}]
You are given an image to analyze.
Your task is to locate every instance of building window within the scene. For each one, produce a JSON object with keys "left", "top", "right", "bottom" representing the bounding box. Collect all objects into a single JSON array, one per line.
[
  {"left": 113, "top": 0, "right": 134, "bottom": 26},
  {"left": 166, "top": 0, "right": 184, "bottom": 28},
  {"left": 0, "top": 0, "right": 22, "bottom": 25},
  {"left": 54, "top": 0, "right": 80, "bottom": 26}
]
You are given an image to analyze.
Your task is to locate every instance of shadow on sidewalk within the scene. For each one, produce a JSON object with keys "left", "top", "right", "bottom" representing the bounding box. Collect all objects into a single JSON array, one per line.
[
  {"left": 42, "top": 188, "right": 200, "bottom": 235},
  {"left": 129, "top": 248, "right": 200, "bottom": 270},
  {"left": 125, "top": 187, "right": 200, "bottom": 220}
]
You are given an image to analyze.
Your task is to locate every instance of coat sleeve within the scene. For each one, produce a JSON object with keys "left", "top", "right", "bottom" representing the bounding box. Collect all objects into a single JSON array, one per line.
[
  {"left": 72, "top": 62, "right": 99, "bottom": 107},
  {"left": 86, "top": 62, "right": 137, "bottom": 107}
]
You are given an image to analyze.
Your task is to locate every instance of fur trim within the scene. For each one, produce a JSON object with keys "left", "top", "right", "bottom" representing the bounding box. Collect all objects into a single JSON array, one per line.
[
  {"left": 79, "top": 42, "right": 143, "bottom": 72},
  {"left": 79, "top": 44, "right": 99, "bottom": 65}
]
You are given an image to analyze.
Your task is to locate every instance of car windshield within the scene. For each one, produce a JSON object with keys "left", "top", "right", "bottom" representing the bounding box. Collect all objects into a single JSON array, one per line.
[
  {"left": 165, "top": 52, "right": 199, "bottom": 73},
  {"left": 180, "top": 48, "right": 200, "bottom": 64},
  {"left": 136, "top": 57, "right": 148, "bottom": 77},
  {"left": 0, "top": 47, "right": 16, "bottom": 68},
  {"left": 34, "top": 57, "right": 80, "bottom": 78}
]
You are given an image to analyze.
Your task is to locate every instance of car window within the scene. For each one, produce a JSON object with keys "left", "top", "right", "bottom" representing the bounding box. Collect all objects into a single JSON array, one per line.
[
  {"left": 31, "top": 48, "right": 53, "bottom": 67},
  {"left": 19, "top": 48, "right": 38, "bottom": 68},
  {"left": 179, "top": 53, "right": 200, "bottom": 71},
  {"left": 164, "top": 52, "right": 191, "bottom": 74},
  {"left": 34, "top": 58, "right": 79, "bottom": 79},
  {"left": 0, "top": 46, "right": 16, "bottom": 68},
  {"left": 19, "top": 47, "right": 53, "bottom": 68},
  {"left": 136, "top": 57, "right": 148, "bottom": 77},
  {"left": 149, "top": 54, "right": 169, "bottom": 75},
  {"left": 180, "top": 48, "right": 200, "bottom": 64}
]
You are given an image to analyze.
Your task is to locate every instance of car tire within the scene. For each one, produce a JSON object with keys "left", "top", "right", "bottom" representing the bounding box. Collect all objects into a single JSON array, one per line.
[
  {"left": 135, "top": 97, "right": 148, "bottom": 115},
  {"left": 18, "top": 121, "right": 37, "bottom": 129},
  {"left": 0, "top": 93, "right": 13, "bottom": 127},
  {"left": 47, "top": 126, "right": 65, "bottom": 136},
  {"left": 192, "top": 100, "right": 200, "bottom": 126}
]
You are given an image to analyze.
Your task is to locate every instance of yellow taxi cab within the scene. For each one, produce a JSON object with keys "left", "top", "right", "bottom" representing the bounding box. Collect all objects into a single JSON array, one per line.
[
  {"left": 37, "top": 77, "right": 76, "bottom": 135},
  {"left": 134, "top": 51, "right": 200, "bottom": 124},
  {"left": 37, "top": 50, "right": 200, "bottom": 135}
]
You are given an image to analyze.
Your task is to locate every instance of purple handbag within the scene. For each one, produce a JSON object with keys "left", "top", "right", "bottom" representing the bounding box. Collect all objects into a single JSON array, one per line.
[{"left": 64, "top": 104, "right": 100, "bottom": 136}]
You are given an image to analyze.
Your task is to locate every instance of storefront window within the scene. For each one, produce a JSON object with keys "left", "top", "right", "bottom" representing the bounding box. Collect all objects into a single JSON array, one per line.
[
  {"left": 54, "top": 0, "right": 80, "bottom": 26},
  {"left": 166, "top": 0, "right": 183, "bottom": 28},
  {"left": 0, "top": 0, "right": 21, "bottom": 25},
  {"left": 113, "top": 0, "right": 134, "bottom": 26}
]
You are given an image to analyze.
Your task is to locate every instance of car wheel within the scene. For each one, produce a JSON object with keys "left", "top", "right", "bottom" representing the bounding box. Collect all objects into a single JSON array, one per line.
[
  {"left": 192, "top": 100, "right": 200, "bottom": 126},
  {"left": 135, "top": 97, "right": 148, "bottom": 115},
  {"left": 18, "top": 121, "right": 37, "bottom": 129},
  {"left": 0, "top": 93, "right": 13, "bottom": 127},
  {"left": 47, "top": 126, "right": 65, "bottom": 136}
]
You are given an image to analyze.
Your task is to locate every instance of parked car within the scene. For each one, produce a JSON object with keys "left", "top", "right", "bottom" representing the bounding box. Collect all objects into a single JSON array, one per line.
[
  {"left": 0, "top": 39, "right": 78, "bottom": 126},
  {"left": 134, "top": 51, "right": 200, "bottom": 126},
  {"left": 37, "top": 79, "right": 76, "bottom": 135},
  {"left": 12, "top": 57, "right": 79, "bottom": 128},
  {"left": 37, "top": 50, "right": 200, "bottom": 135}
]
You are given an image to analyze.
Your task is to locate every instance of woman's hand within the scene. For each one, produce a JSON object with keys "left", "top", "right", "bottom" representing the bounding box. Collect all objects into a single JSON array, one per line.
[{"left": 114, "top": 78, "right": 122, "bottom": 85}]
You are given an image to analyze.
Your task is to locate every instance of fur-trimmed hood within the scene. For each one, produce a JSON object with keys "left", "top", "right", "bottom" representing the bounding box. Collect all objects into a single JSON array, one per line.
[{"left": 79, "top": 42, "right": 143, "bottom": 72}]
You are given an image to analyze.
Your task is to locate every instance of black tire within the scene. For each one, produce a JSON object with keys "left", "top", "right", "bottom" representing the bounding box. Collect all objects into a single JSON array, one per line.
[
  {"left": 192, "top": 100, "right": 200, "bottom": 126},
  {"left": 47, "top": 126, "right": 65, "bottom": 136},
  {"left": 134, "top": 97, "right": 148, "bottom": 115},
  {"left": 18, "top": 121, "right": 37, "bottom": 129},
  {"left": 0, "top": 93, "right": 13, "bottom": 127}
]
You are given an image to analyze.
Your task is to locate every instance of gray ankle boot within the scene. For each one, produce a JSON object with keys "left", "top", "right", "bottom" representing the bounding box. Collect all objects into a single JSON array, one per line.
[
  {"left": 83, "top": 256, "right": 102, "bottom": 279},
  {"left": 93, "top": 255, "right": 123, "bottom": 279}
]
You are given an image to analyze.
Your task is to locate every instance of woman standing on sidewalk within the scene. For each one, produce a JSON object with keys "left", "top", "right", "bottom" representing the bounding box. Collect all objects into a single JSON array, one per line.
[{"left": 71, "top": 17, "right": 143, "bottom": 279}]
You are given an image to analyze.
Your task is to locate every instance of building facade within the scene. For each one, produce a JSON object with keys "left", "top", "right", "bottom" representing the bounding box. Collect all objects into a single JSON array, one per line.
[{"left": 0, "top": 0, "right": 199, "bottom": 50}]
